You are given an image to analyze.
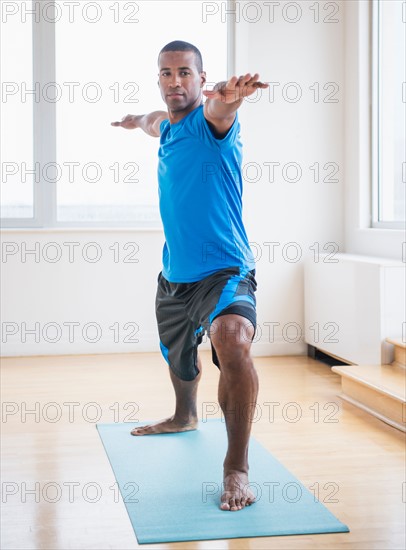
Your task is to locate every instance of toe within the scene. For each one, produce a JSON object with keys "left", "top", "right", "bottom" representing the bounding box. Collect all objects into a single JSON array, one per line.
[
  {"left": 131, "top": 424, "right": 149, "bottom": 435},
  {"left": 229, "top": 498, "right": 238, "bottom": 511},
  {"left": 220, "top": 502, "right": 231, "bottom": 511}
]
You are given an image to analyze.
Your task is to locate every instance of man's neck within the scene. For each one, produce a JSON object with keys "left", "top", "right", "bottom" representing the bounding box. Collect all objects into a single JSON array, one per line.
[{"left": 167, "top": 97, "right": 203, "bottom": 125}]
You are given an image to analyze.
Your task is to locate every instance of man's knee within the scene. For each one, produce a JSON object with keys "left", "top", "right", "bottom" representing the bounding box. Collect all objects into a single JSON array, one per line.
[{"left": 210, "top": 314, "right": 254, "bottom": 359}]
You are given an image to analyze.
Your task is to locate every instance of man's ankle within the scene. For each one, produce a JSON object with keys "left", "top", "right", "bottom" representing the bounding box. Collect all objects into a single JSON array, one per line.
[{"left": 173, "top": 413, "right": 198, "bottom": 424}]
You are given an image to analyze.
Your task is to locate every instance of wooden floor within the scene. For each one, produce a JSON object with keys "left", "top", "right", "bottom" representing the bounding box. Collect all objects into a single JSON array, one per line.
[{"left": 1, "top": 351, "right": 405, "bottom": 550}]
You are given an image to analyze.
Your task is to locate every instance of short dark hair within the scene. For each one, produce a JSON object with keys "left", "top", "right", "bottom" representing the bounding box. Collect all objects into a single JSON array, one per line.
[{"left": 158, "top": 40, "right": 203, "bottom": 73}]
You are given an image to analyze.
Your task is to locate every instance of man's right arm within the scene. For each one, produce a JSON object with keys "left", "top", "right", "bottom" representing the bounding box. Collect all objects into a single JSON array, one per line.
[{"left": 111, "top": 111, "right": 168, "bottom": 137}]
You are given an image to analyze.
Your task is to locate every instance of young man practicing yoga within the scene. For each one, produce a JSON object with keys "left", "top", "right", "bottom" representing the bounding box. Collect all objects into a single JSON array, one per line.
[{"left": 112, "top": 41, "right": 268, "bottom": 512}]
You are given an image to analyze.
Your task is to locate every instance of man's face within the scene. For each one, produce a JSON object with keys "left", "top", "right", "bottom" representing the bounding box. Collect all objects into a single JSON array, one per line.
[{"left": 158, "top": 50, "right": 206, "bottom": 112}]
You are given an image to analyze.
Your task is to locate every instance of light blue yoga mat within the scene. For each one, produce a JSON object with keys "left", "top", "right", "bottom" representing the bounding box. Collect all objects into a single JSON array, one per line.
[{"left": 96, "top": 420, "right": 349, "bottom": 544}]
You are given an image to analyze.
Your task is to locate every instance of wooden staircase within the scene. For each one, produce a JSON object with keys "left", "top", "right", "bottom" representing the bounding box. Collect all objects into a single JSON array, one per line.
[
  {"left": 332, "top": 338, "right": 406, "bottom": 432},
  {"left": 386, "top": 337, "right": 406, "bottom": 368}
]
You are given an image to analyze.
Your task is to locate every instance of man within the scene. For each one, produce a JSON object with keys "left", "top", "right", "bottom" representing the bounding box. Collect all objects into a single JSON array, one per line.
[{"left": 111, "top": 40, "right": 268, "bottom": 512}]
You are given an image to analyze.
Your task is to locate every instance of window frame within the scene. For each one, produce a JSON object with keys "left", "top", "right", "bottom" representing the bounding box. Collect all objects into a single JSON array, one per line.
[
  {"left": 371, "top": 0, "right": 405, "bottom": 230},
  {"left": 1, "top": 1, "right": 56, "bottom": 229}
]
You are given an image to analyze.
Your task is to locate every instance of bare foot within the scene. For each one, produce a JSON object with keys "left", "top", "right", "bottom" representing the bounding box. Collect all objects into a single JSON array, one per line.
[
  {"left": 220, "top": 470, "right": 256, "bottom": 511},
  {"left": 130, "top": 415, "right": 198, "bottom": 436}
]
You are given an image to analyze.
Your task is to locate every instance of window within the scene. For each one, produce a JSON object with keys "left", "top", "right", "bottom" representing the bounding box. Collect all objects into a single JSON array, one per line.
[
  {"left": 371, "top": 0, "right": 406, "bottom": 229},
  {"left": 1, "top": 0, "right": 227, "bottom": 228},
  {"left": 0, "top": 2, "right": 34, "bottom": 219}
]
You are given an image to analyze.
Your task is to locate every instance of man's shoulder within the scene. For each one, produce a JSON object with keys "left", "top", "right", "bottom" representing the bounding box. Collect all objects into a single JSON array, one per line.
[
  {"left": 159, "top": 117, "right": 170, "bottom": 134},
  {"left": 186, "top": 104, "right": 240, "bottom": 144}
]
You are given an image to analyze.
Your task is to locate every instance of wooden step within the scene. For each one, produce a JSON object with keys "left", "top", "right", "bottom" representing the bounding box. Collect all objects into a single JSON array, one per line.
[
  {"left": 332, "top": 364, "right": 406, "bottom": 432},
  {"left": 386, "top": 337, "right": 406, "bottom": 367}
]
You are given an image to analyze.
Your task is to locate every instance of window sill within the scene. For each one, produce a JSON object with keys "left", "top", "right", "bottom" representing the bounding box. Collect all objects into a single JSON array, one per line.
[
  {"left": 0, "top": 226, "right": 164, "bottom": 233},
  {"left": 357, "top": 227, "right": 405, "bottom": 235}
]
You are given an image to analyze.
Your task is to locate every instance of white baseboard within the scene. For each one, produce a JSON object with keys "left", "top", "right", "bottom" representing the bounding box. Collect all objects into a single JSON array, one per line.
[{"left": 1, "top": 328, "right": 307, "bottom": 358}]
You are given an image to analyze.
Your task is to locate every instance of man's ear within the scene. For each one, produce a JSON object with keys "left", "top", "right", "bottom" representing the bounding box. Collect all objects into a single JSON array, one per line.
[{"left": 200, "top": 71, "right": 207, "bottom": 87}]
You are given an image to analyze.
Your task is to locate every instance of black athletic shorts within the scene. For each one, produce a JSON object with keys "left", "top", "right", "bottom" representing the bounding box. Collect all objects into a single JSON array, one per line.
[{"left": 155, "top": 266, "right": 257, "bottom": 381}]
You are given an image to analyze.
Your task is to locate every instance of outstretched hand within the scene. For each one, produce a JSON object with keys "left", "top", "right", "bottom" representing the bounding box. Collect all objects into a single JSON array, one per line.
[
  {"left": 202, "top": 73, "right": 269, "bottom": 103},
  {"left": 111, "top": 114, "right": 138, "bottom": 129}
]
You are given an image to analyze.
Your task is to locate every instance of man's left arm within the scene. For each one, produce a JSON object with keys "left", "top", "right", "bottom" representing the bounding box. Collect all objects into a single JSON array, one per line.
[{"left": 203, "top": 73, "right": 268, "bottom": 138}]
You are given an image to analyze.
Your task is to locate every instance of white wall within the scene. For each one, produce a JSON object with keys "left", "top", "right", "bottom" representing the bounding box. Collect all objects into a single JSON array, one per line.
[
  {"left": 1, "top": 230, "right": 164, "bottom": 355},
  {"left": 2, "top": 1, "right": 352, "bottom": 357},
  {"left": 234, "top": 0, "right": 345, "bottom": 355}
]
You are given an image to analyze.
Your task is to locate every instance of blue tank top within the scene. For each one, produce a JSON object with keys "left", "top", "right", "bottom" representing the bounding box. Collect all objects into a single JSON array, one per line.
[{"left": 158, "top": 104, "right": 255, "bottom": 283}]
